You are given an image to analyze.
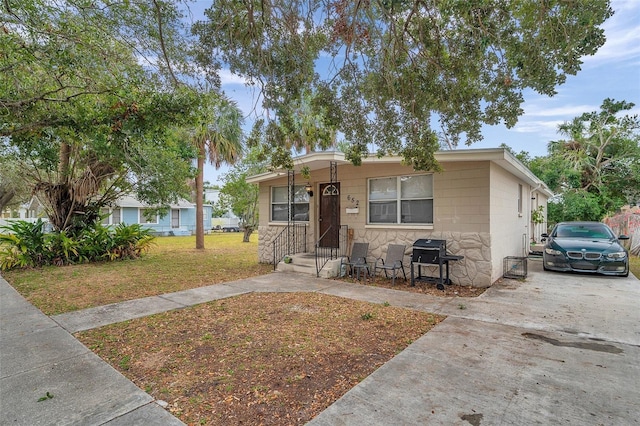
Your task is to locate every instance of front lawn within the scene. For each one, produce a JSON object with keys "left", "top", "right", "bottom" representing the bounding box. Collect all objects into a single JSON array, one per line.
[
  {"left": 77, "top": 292, "right": 442, "bottom": 425},
  {"left": 2, "top": 233, "right": 271, "bottom": 315},
  {"left": 2, "top": 232, "right": 446, "bottom": 425}
]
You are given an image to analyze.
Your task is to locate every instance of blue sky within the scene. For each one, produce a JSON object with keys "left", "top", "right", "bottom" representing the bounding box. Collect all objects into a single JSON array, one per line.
[{"left": 202, "top": 0, "right": 640, "bottom": 184}]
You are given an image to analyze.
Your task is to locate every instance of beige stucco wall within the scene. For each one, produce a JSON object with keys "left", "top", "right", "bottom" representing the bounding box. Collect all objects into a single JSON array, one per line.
[
  {"left": 256, "top": 157, "right": 550, "bottom": 287},
  {"left": 256, "top": 161, "right": 497, "bottom": 286},
  {"left": 487, "top": 163, "right": 528, "bottom": 282}
]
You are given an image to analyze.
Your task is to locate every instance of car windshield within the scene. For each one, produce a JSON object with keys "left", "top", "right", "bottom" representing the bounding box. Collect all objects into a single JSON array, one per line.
[{"left": 554, "top": 224, "right": 614, "bottom": 239}]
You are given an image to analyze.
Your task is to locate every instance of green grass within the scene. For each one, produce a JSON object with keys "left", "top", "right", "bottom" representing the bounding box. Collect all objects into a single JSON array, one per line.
[
  {"left": 630, "top": 254, "right": 640, "bottom": 278},
  {"left": 2, "top": 233, "right": 271, "bottom": 315}
]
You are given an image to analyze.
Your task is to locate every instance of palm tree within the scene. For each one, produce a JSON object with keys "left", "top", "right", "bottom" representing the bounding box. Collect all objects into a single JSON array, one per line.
[{"left": 192, "top": 93, "right": 244, "bottom": 249}]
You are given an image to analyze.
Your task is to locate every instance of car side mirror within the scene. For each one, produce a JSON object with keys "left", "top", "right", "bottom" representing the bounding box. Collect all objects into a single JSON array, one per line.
[{"left": 618, "top": 235, "right": 630, "bottom": 240}]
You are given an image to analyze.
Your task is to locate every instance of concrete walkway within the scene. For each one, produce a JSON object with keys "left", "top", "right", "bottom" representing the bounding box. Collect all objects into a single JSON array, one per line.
[{"left": 1, "top": 259, "right": 639, "bottom": 425}]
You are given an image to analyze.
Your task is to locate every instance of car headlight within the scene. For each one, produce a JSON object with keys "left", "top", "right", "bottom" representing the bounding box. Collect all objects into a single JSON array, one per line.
[
  {"left": 607, "top": 252, "right": 627, "bottom": 260},
  {"left": 545, "top": 248, "right": 563, "bottom": 256}
]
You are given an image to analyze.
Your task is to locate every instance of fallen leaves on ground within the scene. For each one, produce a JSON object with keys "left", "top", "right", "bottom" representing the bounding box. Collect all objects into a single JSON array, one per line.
[
  {"left": 77, "top": 292, "right": 444, "bottom": 425},
  {"left": 340, "top": 274, "right": 487, "bottom": 297}
]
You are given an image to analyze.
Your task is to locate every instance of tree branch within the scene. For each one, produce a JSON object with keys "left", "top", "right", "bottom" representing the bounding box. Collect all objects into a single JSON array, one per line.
[{"left": 152, "top": 0, "right": 180, "bottom": 87}]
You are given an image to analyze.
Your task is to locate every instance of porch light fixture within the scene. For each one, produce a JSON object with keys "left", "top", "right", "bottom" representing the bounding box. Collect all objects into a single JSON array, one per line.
[{"left": 304, "top": 183, "right": 314, "bottom": 197}]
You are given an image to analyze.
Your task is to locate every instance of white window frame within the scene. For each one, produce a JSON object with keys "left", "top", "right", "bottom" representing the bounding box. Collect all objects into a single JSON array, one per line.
[
  {"left": 100, "top": 208, "right": 121, "bottom": 225},
  {"left": 368, "top": 174, "right": 434, "bottom": 225},
  {"left": 112, "top": 208, "right": 121, "bottom": 225},
  {"left": 270, "top": 185, "right": 310, "bottom": 222},
  {"left": 518, "top": 184, "right": 523, "bottom": 214},
  {"left": 139, "top": 208, "right": 158, "bottom": 224}
]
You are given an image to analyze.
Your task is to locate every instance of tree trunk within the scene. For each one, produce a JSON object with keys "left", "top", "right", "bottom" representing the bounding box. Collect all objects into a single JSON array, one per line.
[
  {"left": 0, "top": 189, "right": 16, "bottom": 213},
  {"left": 44, "top": 142, "right": 74, "bottom": 231},
  {"left": 195, "top": 143, "right": 205, "bottom": 249},
  {"left": 242, "top": 227, "right": 253, "bottom": 243},
  {"left": 59, "top": 142, "right": 71, "bottom": 178}
]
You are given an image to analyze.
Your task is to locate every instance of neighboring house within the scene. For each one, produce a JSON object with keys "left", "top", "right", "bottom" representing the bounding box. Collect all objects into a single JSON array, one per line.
[
  {"left": 0, "top": 197, "right": 48, "bottom": 228},
  {"left": 1, "top": 195, "right": 212, "bottom": 236},
  {"left": 204, "top": 188, "right": 241, "bottom": 230},
  {"left": 247, "top": 148, "right": 552, "bottom": 287},
  {"left": 603, "top": 205, "right": 640, "bottom": 256},
  {"left": 102, "top": 195, "right": 212, "bottom": 236}
]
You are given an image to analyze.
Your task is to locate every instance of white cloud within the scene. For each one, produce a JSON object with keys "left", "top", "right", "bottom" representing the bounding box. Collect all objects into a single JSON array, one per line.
[
  {"left": 218, "top": 68, "right": 249, "bottom": 85},
  {"left": 521, "top": 103, "right": 599, "bottom": 118},
  {"left": 582, "top": 0, "right": 640, "bottom": 66},
  {"left": 511, "top": 119, "right": 563, "bottom": 135}
]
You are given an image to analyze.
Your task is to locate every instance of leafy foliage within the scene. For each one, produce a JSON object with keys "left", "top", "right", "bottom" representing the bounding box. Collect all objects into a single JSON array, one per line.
[
  {"left": 1, "top": 1, "right": 204, "bottom": 233},
  {"left": 0, "top": 220, "right": 155, "bottom": 270},
  {"left": 0, "top": 154, "right": 31, "bottom": 212},
  {"left": 189, "top": 91, "right": 244, "bottom": 249},
  {"left": 516, "top": 99, "right": 640, "bottom": 224},
  {"left": 217, "top": 145, "right": 269, "bottom": 242},
  {"left": 0, "top": 220, "right": 48, "bottom": 269},
  {"left": 193, "top": 0, "right": 612, "bottom": 169}
]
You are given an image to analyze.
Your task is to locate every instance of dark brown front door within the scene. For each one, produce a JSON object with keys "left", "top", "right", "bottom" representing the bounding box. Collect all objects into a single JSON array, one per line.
[{"left": 318, "top": 182, "right": 340, "bottom": 248}]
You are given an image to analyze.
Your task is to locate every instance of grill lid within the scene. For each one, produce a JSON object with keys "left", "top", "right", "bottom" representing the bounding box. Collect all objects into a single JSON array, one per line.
[{"left": 412, "top": 239, "right": 446, "bottom": 249}]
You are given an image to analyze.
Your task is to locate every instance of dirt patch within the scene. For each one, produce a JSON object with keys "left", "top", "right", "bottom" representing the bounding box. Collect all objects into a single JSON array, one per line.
[
  {"left": 338, "top": 274, "right": 487, "bottom": 298},
  {"left": 77, "top": 292, "right": 444, "bottom": 425}
]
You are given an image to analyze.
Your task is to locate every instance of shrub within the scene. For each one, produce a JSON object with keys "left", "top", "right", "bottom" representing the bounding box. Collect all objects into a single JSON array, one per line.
[
  {"left": 0, "top": 220, "right": 48, "bottom": 269},
  {"left": 108, "top": 223, "right": 155, "bottom": 260},
  {"left": 0, "top": 221, "right": 155, "bottom": 270}
]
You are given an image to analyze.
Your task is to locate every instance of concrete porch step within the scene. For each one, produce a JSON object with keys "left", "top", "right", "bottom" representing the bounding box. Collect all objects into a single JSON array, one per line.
[{"left": 276, "top": 253, "right": 343, "bottom": 278}]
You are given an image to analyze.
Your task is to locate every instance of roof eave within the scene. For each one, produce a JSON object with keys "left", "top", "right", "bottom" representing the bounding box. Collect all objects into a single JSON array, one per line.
[{"left": 247, "top": 148, "right": 553, "bottom": 197}]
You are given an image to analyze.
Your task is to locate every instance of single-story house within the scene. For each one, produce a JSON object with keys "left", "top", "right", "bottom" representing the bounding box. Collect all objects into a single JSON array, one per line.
[
  {"left": 1, "top": 195, "right": 212, "bottom": 236},
  {"left": 247, "top": 148, "right": 552, "bottom": 287},
  {"left": 101, "top": 195, "right": 213, "bottom": 236}
]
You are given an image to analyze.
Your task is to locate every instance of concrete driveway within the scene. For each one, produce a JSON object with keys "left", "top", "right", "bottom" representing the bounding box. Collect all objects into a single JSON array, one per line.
[
  {"left": 310, "top": 257, "right": 640, "bottom": 425},
  {"left": 2, "top": 257, "right": 638, "bottom": 425}
]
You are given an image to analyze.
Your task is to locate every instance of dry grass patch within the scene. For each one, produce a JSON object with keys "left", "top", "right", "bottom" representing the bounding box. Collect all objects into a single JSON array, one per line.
[
  {"left": 77, "top": 292, "right": 443, "bottom": 426},
  {"left": 339, "top": 274, "right": 486, "bottom": 297},
  {"left": 3, "top": 233, "right": 271, "bottom": 315}
]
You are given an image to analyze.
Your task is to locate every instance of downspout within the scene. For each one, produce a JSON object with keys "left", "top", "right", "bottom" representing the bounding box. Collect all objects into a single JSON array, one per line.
[{"left": 529, "top": 183, "right": 543, "bottom": 252}]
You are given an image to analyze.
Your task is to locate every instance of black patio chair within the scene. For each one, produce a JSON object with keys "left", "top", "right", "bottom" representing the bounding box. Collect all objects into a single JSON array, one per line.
[
  {"left": 373, "top": 244, "right": 407, "bottom": 285},
  {"left": 341, "top": 242, "right": 370, "bottom": 280}
]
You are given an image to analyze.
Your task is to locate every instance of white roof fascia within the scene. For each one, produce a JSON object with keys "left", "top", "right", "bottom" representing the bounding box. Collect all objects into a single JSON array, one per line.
[
  {"left": 115, "top": 195, "right": 197, "bottom": 209},
  {"left": 246, "top": 148, "right": 553, "bottom": 197},
  {"left": 246, "top": 151, "right": 349, "bottom": 183}
]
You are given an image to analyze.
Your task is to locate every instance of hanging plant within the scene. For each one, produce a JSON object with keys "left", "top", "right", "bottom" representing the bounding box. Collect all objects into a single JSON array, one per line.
[
  {"left": 300, "top": 165, "right": 311, "bottom": 180},
  {"left": 531, "top": 205, "right": 545, "bottom": 224}
]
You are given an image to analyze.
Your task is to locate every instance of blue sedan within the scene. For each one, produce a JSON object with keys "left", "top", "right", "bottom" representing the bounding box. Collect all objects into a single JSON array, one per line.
[{"left": 542, "top": 222, "right": 630, "bottom": 277}]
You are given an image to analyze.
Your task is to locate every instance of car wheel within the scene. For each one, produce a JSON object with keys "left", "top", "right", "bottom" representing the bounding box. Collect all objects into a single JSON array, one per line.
[{"left": 543, "top": 260, "right": 549, "bottom": 271}]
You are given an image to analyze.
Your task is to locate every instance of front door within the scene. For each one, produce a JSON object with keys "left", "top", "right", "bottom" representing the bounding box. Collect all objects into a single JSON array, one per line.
[
  {"left": 171, "top": 209, "right": 180, "bottom": 228},
  {"left": 318, "top": 182, "right": 340, "bottom": 248}
]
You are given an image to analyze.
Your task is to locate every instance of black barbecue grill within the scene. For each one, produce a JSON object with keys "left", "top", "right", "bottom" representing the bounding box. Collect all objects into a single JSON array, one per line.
[{"left": 410, "top": 239, "right": 464, "bottom": 290}]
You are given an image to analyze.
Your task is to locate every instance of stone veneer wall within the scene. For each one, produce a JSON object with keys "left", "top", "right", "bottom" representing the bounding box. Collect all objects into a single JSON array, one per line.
[
  {"left": 258, "top": 225, "right": 314, "bottom": 265},
  {"left": 258, "top": 225, "right": 279, "bottom": 265},
  {"left": 259, "top": 225, "right": 493, "bottom": 287}
]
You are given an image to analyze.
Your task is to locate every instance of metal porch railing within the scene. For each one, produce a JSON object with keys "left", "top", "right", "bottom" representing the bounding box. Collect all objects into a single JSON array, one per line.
[
  {"left": 315, "top": 225, "right": 348, "bottom": 277},
  {"left": 272, "top": 223, "right": 307, "bottom": 270}
]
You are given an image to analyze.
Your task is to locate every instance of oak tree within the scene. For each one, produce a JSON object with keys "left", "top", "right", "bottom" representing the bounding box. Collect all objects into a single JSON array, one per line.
[
  {"left": 1, "top": 0, "right": 201, "bottom": 232},
  {"left": 193, "top": 0, "right": 613, "bottom": 169}
]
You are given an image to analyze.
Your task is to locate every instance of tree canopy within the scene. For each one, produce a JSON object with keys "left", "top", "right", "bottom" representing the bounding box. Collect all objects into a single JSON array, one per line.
[
  {"left": 190, "top": 91, "right": 244, "bottom": 249},
  {"left": 193, "top": 0, "right": 613, "bottom": 170},
  {"left": 0, "top": 154, "right": 30, "bottom": 212},
  {"left": 1, "top": 0, "right": 205, "bottom": 232},
  {"left": 524, "top": 99, "right": 640, "bottom": 223},
  {"left": 217, "top": 140, "right": 270, "bottom": 243}
]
